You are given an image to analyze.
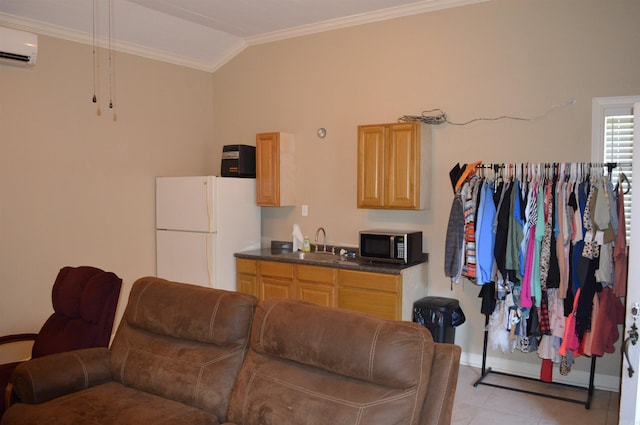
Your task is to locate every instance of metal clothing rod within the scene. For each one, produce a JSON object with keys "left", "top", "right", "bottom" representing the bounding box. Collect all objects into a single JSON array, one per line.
[
  {"left": 476, "top": 162, "right": 629, "bottom": 169},
  {"left": 473, "top": 314, "right": 596, "bottom": 409},
  {"left": 475, "top": 161, "right": 630, "bottom": 176}
]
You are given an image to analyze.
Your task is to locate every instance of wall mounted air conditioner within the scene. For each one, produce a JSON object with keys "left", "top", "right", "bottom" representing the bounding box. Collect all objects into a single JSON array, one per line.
[{"left": 0, "top": 26, "right": 38, "bottom": 65}]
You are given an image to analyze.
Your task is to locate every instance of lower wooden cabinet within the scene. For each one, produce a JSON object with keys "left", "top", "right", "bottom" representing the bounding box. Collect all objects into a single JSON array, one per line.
[
  {"left": 337, "top": 270, "right": 400, "bottom": 320},
  {"left": 259, "top": 261, "right": 295, "bottom": 300},
  {"left": 236, "top": 259, "right": 413, "bottom": 320},
  {"left": 337, "top": 288, "right": 398, "bottom": 320},
  {"left": 262, "top": 277, "right": 295, "bottom": 300},
  {"left": 236, "top": 259, "right": 258, "bottom": 297},
  {"left": 297, "top": 265, "right": 336, "bottom": 308}
]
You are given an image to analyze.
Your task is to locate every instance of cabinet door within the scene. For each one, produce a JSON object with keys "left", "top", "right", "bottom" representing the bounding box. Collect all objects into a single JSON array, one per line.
[
  {"left": 256, "top": 132, "right": 280, "bottom": 206},
  {"left": 261, "top": 277, "right": 295, "bottom": 300},
  {"left": 386, "top": 122, "right": 419, "bottom": 209},
  {"left": 298, "top": 283, "right": 335, "bottom": 307},
  {"left": 297, "top": 265, "right": 336, "bottom": 307},
  {"left": 338, "top": 270, "right": 401, "bottom": 320},
  {"left": 236, "top": 259, "right": 258, "bottom": 296},
  {"left": 357, "top": 125, "right": 386, "bottom": 208},
  {"left": 259, "top": 261, "right": 295, "bottom": 300},
  {"left": 237, "top": 274, "right": 258, "bottom": 297},
  {"left": 338, "top": 287, "right": 399, "bottom": 320}
]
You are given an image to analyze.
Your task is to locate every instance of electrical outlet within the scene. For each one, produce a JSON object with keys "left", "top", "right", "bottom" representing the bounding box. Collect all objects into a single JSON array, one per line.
[{"left": 302, "top": 205, "right": 308, "bottom": 217}]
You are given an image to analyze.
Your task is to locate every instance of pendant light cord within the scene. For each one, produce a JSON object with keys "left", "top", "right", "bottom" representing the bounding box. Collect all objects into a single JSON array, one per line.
[
  {"left": 108, "top": 0, "right": 114, "bottom": 109},
  {"left": 92, "top": 0, "right": 98, "bottom": 104}
]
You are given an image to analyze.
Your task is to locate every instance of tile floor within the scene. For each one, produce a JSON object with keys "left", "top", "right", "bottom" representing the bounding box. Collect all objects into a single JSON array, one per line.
[{"left": 453, "top": 365, "right": 619, "bottom": 425}]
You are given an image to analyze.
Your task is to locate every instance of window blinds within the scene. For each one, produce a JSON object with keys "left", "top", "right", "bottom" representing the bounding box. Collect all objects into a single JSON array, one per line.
[{"left": 604, "top": 114, "right": 633, "bottom": 241}]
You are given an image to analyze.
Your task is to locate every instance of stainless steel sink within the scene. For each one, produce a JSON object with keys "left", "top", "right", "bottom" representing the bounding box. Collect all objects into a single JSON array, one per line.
[{"left": 276, "top": 250, "right": 358, "bottom": 265}]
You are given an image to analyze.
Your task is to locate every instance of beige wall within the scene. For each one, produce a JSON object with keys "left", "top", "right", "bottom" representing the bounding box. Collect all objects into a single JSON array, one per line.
[
  {"left": 212, "top": 0, "right": 640, "bottom": 387},
  {"left": 0, "top": 36, "right": 215, "bottom": 343}
]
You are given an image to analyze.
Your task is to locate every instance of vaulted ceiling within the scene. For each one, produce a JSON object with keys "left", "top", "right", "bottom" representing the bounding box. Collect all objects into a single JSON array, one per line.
[{"left": 0, "top": 0, "right": 487, "bottom": 71}]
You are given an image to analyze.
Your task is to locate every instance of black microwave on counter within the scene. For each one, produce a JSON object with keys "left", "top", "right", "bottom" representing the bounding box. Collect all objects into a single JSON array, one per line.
[{"left": 359, "top": 230, "right": 423, "bottom": 264}]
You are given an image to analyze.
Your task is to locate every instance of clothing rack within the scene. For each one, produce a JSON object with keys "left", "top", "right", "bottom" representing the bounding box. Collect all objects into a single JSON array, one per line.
[
  {"left": 467, "top": 160, "right": 631, "bottom": 410},
  {"left": 474, "top": 314, "right": 597, "bottom": 409}
]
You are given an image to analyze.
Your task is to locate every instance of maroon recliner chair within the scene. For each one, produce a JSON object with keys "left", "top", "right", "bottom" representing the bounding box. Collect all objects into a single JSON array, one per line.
[{"left": 0, "top": 266, "right": 122, "bottom": 416}]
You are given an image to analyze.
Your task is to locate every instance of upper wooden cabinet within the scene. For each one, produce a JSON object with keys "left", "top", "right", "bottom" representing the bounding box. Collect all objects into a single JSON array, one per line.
[
  {"left": 357, "top": 122, "right": 431, "bottom": 210},
  {"left": 256, "top": 132, "right": 295, "bottom": 206}
]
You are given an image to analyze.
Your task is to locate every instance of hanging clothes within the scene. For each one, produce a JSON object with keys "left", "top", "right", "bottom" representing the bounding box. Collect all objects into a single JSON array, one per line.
[
  {"left": 556, "top": 181, "right": 570, "bottom": 299},
  {"left": 590, "top": 287, "right": 625, "bottom": 356},
  {"left": 505, "top": 179, "right": 524, "bottom": 281},
  {"left": 444, "top": 193, "right": 464, "bottom": 284},
  {"left": 461, "top": 179, "right": 479, "bottom": 281},
  {"left": 453, "top": 162, "right": 630, "bottom": 371},
  {"left": 531, "top": 181, "right": 545, "bottom": 307},
  {"left": 476, "top": 181, "right": 497, "bottom": 284},
  {"left": 445, "top": 162, "right": 483, "bottom": 285},
  {"left": 613, "top": 182, "right": 628, "bottom": 297}
]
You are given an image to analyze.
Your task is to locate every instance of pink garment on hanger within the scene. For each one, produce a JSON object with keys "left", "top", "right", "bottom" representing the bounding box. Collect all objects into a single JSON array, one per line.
[{"left": 559, "top": 288, "right": 581, "bottom": 357}]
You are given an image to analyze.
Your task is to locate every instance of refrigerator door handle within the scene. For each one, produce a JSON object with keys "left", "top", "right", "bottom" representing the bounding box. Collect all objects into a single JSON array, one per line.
[
  {"left": 206, "top": 233, "right": 213, "bottom": 287},
  {"left": 205, "top": 176, "right": 215, "bottom": 234}
]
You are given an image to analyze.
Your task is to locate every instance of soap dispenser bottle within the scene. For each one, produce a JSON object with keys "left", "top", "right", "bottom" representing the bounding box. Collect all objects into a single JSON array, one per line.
[{"left": 302, "top": 236, "right": 311, "bottom": 252}]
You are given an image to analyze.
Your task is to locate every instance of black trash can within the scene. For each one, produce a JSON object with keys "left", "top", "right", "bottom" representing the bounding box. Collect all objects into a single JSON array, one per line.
[{"left": 413, "top": 297, "right": 465, "bottom": 343}]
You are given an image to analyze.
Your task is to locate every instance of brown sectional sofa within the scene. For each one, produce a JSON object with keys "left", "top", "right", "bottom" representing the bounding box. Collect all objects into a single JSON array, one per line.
[{"left": 2, "top": 276, "right": 461, "bottom": 425}]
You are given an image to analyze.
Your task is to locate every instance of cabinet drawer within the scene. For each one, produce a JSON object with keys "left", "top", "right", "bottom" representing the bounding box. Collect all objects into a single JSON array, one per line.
[
  {"left": 259, "top": 261, "right": 294, "bottom": 278},
  {"left": 237, "top": 258, "right": 257, "bottom": 275},
  {"left": 297, "top": 265, "right": 335, "bottom": 284},
  {"left": 338, "top": 287, "right": 399, "bottom": 320},
  {"left": 338, "top": 270, "right": 400, "bottom": 293}
]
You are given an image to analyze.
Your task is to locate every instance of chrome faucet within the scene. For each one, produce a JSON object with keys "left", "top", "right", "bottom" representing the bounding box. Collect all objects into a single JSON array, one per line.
[{"left": 314, "top": 227, "right": 327, "bottom": 252}]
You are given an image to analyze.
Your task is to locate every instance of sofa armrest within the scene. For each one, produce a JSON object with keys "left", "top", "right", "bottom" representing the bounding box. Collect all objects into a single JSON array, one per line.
[
  {"left": 420, "top": 342, "right": 462, "bottom": 425},
  {"left": 11, "top": 347, "right": 112, "bottom": 404}
]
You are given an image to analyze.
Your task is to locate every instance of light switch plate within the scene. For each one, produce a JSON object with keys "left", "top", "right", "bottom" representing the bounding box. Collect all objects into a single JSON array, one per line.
[{"left": 302, "top": 205, "right": 308, "bottom": 216}]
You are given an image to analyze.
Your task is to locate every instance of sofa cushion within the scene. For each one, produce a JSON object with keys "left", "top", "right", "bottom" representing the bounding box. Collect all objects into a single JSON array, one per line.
[
  {"left": 227, "top": 298, "right": 435, "bottom": 425},
  {"left": 110, "top": 277, "right": 257, "bottom": 421},
  {"left": 2, "top": 382, "right": 220, "bottom": 425},
  {"left": 122, "top": 276, "right": 254, "bottom": 345},
  {"left": 252, "top": 298, "right": 433, "bottom": 388}
]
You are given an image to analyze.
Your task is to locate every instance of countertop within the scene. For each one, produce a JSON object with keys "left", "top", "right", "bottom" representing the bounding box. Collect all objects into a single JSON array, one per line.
[{"left": 234, "top": 248, "right": 428, "bottom": 275}]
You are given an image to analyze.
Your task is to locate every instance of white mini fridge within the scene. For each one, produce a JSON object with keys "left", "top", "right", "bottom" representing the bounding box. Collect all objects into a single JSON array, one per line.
[{"left": 156, "top": 176, "right": 261, "bottom": 290}]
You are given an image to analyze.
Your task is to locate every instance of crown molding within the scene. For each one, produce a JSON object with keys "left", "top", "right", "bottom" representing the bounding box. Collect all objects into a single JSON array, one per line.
[
  {"left": 1, "top": 0, "right": 489, "bottom": 72},
  {"left": 0, "top": 12, "right": 217, "bottom": 71},
  {"left": 245, "top": 0, "right": 489, "bottom": 46}
]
